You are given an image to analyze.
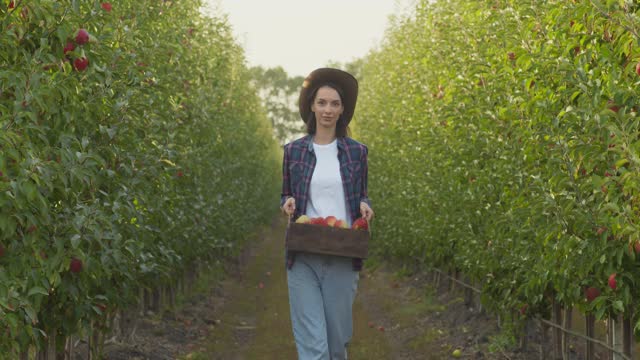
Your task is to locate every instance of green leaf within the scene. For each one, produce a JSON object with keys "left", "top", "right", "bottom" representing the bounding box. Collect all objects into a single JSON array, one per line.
[{"left": 27, "top": 287, "right": 49, "bottom": 297}]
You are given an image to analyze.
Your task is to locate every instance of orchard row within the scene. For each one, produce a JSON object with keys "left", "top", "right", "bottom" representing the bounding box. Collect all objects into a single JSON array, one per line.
[
  {"left": 357, "top": 0, "right": 640, "bottom": 333},
  {"left": 0, "top": 0, "right": 280, "bottom": 356}
]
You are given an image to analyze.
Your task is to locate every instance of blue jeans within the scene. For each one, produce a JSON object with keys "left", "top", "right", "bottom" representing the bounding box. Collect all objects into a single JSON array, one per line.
[{"left": 287, "top": 253, "right": 359, "bottom": 360}]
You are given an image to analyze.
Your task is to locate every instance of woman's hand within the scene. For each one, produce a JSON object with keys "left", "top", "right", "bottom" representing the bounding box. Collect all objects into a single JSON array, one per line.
[
  {"left": 282, "top": 197, "right": 296, "bottom": 216},
  {"left": 360, "top": 202, "right": 374, "bottom": 222}
]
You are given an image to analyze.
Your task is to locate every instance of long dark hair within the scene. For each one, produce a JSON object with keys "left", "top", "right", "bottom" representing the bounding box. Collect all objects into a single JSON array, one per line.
[{"left": 305, "top": 82, "right": 350, "bottom": 137}]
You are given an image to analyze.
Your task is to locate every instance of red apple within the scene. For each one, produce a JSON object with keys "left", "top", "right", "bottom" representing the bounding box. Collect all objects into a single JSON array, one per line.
[
  {"left": 334, "top": 219, "right": 348, "bottom": 228},
  {"left": 310, "top": 217, "right": 328, "bottom": 226},
  {"left": 75, "top": 29, "right": 90, "bottom": 45},
  {"left": 74, "top": 57, "right": 89, "bottom": 71},
  {"left": 101, "top": 2, "right": 112, "bottom": 12},
  {"left": 63, "top": 42, "right": 75, "bottom": 55},
  {"left": 584, "top": 287, "right": 600, "bottom": 303},
  {"left": 608, "top": 101, "right": 620, "bottom": 113},
  {"left": 9, "top": 1, "right": 14, "bottom": 9},
  {"left": 352, "top": 218, "right": 368, "bottom": 230},
  {"left": 70, "top": 258, "right": 83, "bottom": 273},
  {"left": 325, "top": 216, "right": 337, "bottom": 227},
  {"left": 377, "top": 325, "right": 385, "bottom": 332},
  {"left": 519, "top": 304, "right": 528, "bottom": 316},
  {"left": 608, "top": 273, "right": 617, "bottom": 290}
]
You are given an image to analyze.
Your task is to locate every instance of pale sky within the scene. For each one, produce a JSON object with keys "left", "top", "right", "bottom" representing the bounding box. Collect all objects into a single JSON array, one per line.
[{"left": 204, "top": 0, "right": 415, "bottom": 77}]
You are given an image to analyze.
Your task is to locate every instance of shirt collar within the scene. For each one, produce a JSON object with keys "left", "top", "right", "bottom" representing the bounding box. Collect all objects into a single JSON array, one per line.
[{"left": 306, "top": 135, "right": 346, "bottom": 152}]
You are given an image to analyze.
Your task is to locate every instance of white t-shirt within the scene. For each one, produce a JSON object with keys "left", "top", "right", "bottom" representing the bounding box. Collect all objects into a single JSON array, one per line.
[{"left": 306, "top": 139, "right": 349, "bottom": 226}]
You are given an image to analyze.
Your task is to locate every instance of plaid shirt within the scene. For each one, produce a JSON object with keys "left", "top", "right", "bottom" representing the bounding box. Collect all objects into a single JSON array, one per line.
[
  {"left": 281, "top": 134, "right": 371, "bottom": 270},
  {"left": 281, "top": 134, "right": 371, "bottom": 222}
]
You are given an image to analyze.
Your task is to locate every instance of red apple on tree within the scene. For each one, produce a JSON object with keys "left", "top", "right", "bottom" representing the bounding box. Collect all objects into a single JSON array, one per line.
[
  {"left": 70, "top": 258, "right": 83, "bottom": 273},
  {"left": 608, "top": 273, "right": 617, "bottom": 290},
  {"left": 584, "top": 287, "right": 600, "bottom": 303},
  {"left": 75, "top": 29, "right": 90, "bottom": 45},
  {"left": 63, "top": 42, "right": 75, "bottom": 55},
  {"left": 74, "top": 57, "right": 89, "bottom": 71},
  {"left": 101, "top": 2, "right": 112, "bottom": 12}
]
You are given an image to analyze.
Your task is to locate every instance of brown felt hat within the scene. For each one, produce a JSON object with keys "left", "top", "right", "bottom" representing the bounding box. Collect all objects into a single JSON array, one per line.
[{"left": 298, "top": 68, "right": 358, "bottom": 124}]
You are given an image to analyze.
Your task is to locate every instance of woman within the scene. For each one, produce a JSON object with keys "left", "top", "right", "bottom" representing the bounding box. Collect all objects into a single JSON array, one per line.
[{"left": 280, "top": 68, "right": 374, "bottom": 359}]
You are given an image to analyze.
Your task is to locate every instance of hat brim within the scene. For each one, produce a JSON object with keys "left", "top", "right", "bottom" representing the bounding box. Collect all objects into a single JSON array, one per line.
[{"left": 298, "top": 68, "right": 358, "bottom": 124}]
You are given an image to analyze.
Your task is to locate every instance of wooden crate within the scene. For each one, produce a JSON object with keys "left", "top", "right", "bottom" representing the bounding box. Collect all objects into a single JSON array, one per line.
[{"left": 285, "top": 222, "right": 370, "bottom": 258}]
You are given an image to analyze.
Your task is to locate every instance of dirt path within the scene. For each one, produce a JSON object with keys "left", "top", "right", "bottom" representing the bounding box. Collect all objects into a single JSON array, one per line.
[{"left": 100, "top": 216, "right": 547, "bottom": 359}]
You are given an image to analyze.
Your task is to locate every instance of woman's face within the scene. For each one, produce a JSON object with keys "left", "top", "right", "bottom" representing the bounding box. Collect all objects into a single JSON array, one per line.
[{"left": 311, "top": 86, "right": 343, "bottom": 130}]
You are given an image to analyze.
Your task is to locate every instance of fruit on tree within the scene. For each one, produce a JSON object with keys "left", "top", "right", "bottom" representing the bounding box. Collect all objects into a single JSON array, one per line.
[
  {"left": 608, "top": 273, "right": 617, "bottom": 290},
  {"left": 452, "top": 349, "right": 462, "bottom": 358},
  {"left": 101, "top": 2, "right": 112, "bottom": 12},
  {"left": 519, "top": 304, "right": 528, "bottom": 316},
  {"left": 352, "top": 218, "right": 368, "bottom": 230},
  {"left": 74, "top": 57, "right": 89, "bottom": 71},
  {"left": 584, "top": 287, "right": 600, "bottom": 303},
  {"left": 70, "top": 258, "right": 83, "bottom": 273},
  {"left": 63, "top": 42, "right": 75, "bottom": 55},
  {"left": 295, "top": 215, "right": 310, "bottom": 224},
  {"left": 75, "top": 29, "right": 90, "bottom": 45},
  {"left": 636, "top": 62, "right": 640, "bottom": 77},
  {"left": 76, "top": 29, "right": 89, "bottom": 45}
]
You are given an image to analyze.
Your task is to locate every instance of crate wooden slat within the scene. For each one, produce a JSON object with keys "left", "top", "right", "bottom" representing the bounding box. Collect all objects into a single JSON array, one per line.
[{"left": 285, "top": 222, "right": 370, "bottom": 258}]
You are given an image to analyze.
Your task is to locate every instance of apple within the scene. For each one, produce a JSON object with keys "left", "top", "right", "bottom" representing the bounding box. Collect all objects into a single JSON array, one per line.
[
  {"left": 335, "top": 219, "right": 348, "bottom": 228},
  {"left": 75, "top": 29, "right": 90, "bottom": 45},
  {"left": 325, "top": 216, "right": 337, "bottom": 227},
  {"left": 310, "top": 217, "right": 328, "bottom": 226},
  {"left": 70, "top": 258, "right": 83, "bottom": 273},
  {"left": 452, "top": 349, "right": 462, "bottom": 358},
  {"left": 101, "top": 2, "right": 112, "bottom": 12},
  {"left": 63, "top": 42, "right": 75, "bottom": 55},
  {"left": 295, "top": 215, "right": 310, "bottom": 224},
  {"left": 631, "top": 241, "right": 640, "bottom": 254},
  {"left": 584, "top": 287, "right": 600, "bottom": 303},
  {"left": 9, "top": 1, "right": 14, "bottom": 9},
  {"left": 519, "top": 304, "right": 528, "bottom": 316},
  {"left": 352, "top": 218, "right": 368, "bottom": 230},
  {"left": 636, "top": 62, "right": 640, "bottom": 77},
  {"left": 377, "top": 325, "right": 384, "bottom": 332},
  {"left": 74, "top": 57, "right": 89, "bottom": 71},
  {"left": 608, "top": 273, "right": 617, "bottom": 290}
]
